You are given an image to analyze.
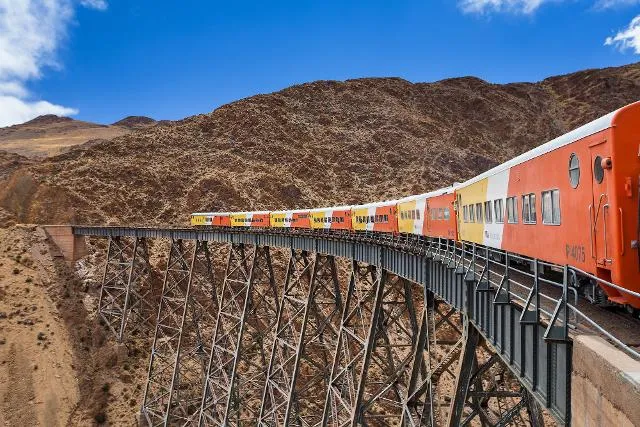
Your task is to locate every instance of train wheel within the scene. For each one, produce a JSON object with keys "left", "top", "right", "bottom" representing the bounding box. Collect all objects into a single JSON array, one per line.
[{"left": 625, "top": 305, "right": 640, "bottom": 319}]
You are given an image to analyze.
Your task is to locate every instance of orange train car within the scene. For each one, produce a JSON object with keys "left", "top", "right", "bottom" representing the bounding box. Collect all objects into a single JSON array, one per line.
[
  {"left": 230, "top": 211, "right": 271, "bottom": 228},
  {"left": 352, "top": 201, "right": 398, "bottom": 233},
  {"left": 190, "top": 212, "right": 231, "bottom": 227},
  {"left": 457, "top": 101, "right": 640, "bottom": 308},
  {"left": 309, "top": 206, "right": 352, "bottom": 230},
  {"left": 270, "top": 209, "right": 311, "bottom": 229},
  {"left": 397, "top": 188, "right": 457, "bottom": 239}
]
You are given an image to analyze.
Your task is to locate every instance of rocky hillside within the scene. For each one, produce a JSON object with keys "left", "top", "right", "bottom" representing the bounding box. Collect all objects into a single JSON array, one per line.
[{"left": 2, "top": 62, "right": 640, "bottom": 226}]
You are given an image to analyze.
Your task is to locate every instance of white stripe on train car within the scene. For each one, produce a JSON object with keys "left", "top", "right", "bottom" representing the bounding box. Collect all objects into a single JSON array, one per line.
[{"left": 484, "top": 169, "right": 509, "bottom": 247}]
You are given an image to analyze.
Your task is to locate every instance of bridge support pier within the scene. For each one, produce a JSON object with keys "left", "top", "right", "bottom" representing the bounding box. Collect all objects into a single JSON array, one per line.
[
  {"left": 98, "top": 236, "right": 156, "bottom": 341},
  {"left": 259, "top": 249, "right": 314, "bottom": 425},
  {"left": 322, "top": 260, "right": 384, "bottom": 425},
  {"left": 198, "top": 244, "right": 279, "bottom": 426}
]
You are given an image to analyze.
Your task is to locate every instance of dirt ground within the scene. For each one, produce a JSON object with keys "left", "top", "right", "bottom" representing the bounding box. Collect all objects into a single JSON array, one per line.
[
  {"left": 0, "top": 225, "right": 148, "bottom": 426},
  {"left": 0, "top": 225, "right": 80, "bottom": 426}
]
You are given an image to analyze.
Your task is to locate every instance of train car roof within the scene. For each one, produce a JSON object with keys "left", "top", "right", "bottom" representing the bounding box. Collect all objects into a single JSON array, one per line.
[
  {"left": 397, "top": 186, "right": 456, "bottom": 203},
  {"left": 271, "top": 209, "right": 310, "bottom": 214},
  {"left": 191, "top": 212, "right": 231, "bottom": 216},
  {"left": 456, "top": 103, "right": 627, "bottom": 188},
  {"left": 230, "top": 210, "right": 271, "bottom": 215},
  {"left": 352, "top": 199, "right": 399, "bottom": 209},
  {"left": 308, "top": 205, "right": 353, "bottom": 212}
]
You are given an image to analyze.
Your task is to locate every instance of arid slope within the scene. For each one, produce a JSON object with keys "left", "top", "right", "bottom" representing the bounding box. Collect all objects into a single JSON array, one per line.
[{"left": 0, "top": 115, "right": 155, "bottom": 158}]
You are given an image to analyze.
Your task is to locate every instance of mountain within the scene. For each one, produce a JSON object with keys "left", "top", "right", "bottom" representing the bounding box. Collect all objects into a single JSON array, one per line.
[
  {"left": 0, "top": 115, "right": 156, "bottom": 158},
  {"left": 1, "top": 63, "right": 640, "bottom": 227},
  {"left": 111, "top": 116, "right": 157, "bottom": 129}
]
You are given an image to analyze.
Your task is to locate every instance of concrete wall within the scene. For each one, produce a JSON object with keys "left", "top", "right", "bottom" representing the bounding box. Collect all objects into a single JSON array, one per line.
[
  {"left": 43, "top": 225, "right": 88, "bottom": 264},
  {"left": 572, "top": 335, "right": 640, "bottom": 427}
]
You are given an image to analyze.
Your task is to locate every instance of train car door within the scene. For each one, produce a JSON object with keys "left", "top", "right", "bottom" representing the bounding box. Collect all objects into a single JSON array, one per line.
[
  {"left": 589, "top": 142, "right": 613, "bottom": 267},
  {"left": 425, "top": 200, "right": 431, "bottom": 235},
  {"left": 456, "top": 194, "right": 463, "bottom": 240}
]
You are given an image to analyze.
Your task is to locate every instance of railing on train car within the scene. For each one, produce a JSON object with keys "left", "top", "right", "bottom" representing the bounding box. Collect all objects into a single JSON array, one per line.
[{"left": 424, "top": 236, "right": 640, "bottom": 360}]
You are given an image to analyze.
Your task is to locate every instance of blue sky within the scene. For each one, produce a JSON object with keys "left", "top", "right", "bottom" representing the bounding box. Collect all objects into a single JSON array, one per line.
[{"left": 2, "top": 0, "right": 640, "bottom": 126}]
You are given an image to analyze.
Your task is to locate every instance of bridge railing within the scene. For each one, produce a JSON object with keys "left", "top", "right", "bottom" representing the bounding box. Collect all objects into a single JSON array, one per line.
[
  {"left": 567, "top": 266, "right": 640, "bottom": 360},
  {"left": 430, "top": 236, "right": 639, "bottom": 360}
]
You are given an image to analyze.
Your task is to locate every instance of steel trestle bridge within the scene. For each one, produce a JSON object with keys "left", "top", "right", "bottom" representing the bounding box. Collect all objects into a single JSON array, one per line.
[{"left": 73, "top": 225, "right": 584, "bottom": 426}]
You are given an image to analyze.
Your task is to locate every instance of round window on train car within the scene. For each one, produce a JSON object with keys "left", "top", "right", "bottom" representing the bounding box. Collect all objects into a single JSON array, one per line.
[
  {"left": 593, "top": 156, "right": 604, "bottom": 184},
  {"left": 568, "top": 153, "right": 580, "bottom": 189}
]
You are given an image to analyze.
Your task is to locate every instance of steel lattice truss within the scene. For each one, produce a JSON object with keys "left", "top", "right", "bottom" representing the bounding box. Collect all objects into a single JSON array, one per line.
[
  {"left": 283, "top": 253, "right": 344, "bottom": 426},
  {"left": 259, "top": 249, "right": 314, "bottom": 425},
  {"left": 199, "top": 244, "right": 279, "bottom": 426},
  {"left": 322, "top": 260, "right": 384, "bottom": 426},
  {"left": 141, "top": 239, "right": 196, "bottom": 426},
  {"left": 98, "top": 236, "right": 157, "bottom": 341},
  {"left": 170, "top": 240, "right": 220, "bottom": 426},
  {"left": 92, "top": 238, "right": 550, "bottom": 426}
]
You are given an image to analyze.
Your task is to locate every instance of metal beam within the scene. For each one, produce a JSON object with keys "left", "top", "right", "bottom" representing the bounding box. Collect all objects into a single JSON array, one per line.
[
  {"left": 259, "top": 249, "right": 314, "bottom": 426},
  {"left": 198, "top": 244, "right": 279, "bottom": 426},
  {"left": 447, "top": 320, "right": 480, "bottom": 426},
  {"left": 321, "top": 259, "right": 385, "bottom": 426},
  {"left": 141, "top": 239, "right": 194, "bottom": 426},
  {"left": 358, "top": 274, "right": 420, "bottom": 424},
  {"left": 169, "top": 240, "right": 219, "bottom": 426}
]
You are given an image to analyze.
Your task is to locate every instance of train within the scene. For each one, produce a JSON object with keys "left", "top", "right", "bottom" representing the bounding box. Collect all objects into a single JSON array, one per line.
[{"left": 191, "top": 102, "right": 640, "bottom": 311}]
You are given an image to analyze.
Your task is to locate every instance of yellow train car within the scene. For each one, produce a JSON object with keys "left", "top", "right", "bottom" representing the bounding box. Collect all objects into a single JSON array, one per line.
[{"left": 230, "top": 211, "right": 271, "bottom": 228}]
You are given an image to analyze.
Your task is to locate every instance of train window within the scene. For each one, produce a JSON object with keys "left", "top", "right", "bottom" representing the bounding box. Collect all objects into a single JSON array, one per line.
[
  {"left": 542, "top": 189, "right": 561, "bottom": 225},
  {"left": 506, "top": 197, "right": 518, "bottom": 223},
  {"left": 411, "top": 210, "right": 416, "bottom": 220},
  {"left": 522, "top": 193, "right": 536, "bottom": 224},
  {"left": 569, "top": 153, "right": 580, "bottom": 188},
  {"left": 469, "top": 204, "right": 476, "bottom": 223},
  {"left": 444, "top": 208, "right": 450, "bottom": 220},
  {"left": 370, "top": 215, "right": 375, "bottom": 223},
  {"left": 594, "top": 156, "right": 604, "bottom": 184},
  {"left": 384, "top": 214, "right": 389, "bottom": 222},
  {"left": 463, "top": 206, "right": 468, "bottom": 223},
  {"left": 484, "top": 201, "right": 492, "bottom": 224},
  {"left": 401, "top": 211, "right": 406, "bottom": 220},
  {"left": 416, "top": 210, "right": 421, "bottom": 220},
  {"left": 494, "top": 199, "right": 504, "bottom": 223},
  {"left": 475, "top": 203, "right": 483, "bottom": 223}
]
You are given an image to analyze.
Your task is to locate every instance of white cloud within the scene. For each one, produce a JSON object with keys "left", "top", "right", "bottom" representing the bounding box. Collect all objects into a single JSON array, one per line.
[
  {"left": 0, "top": 81, "right": 28, "bottom": 98},
  {"left": 459, "top": 0, "right": 552, "bottom": 14},
  {"left": 596, "top": 0, "right": 640, "bottom": 9},
  {"left": 80, "top": 0, "right": 107, "bottom": 11},
  {"left": 605, "top": 15, "right": 640, "bottom": 53},
  {"left": 0, "top": 0, "right": 108, "bottom": 127},
  {"left": 0, "top": 95, "right": 78, "bottom": 127}
]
